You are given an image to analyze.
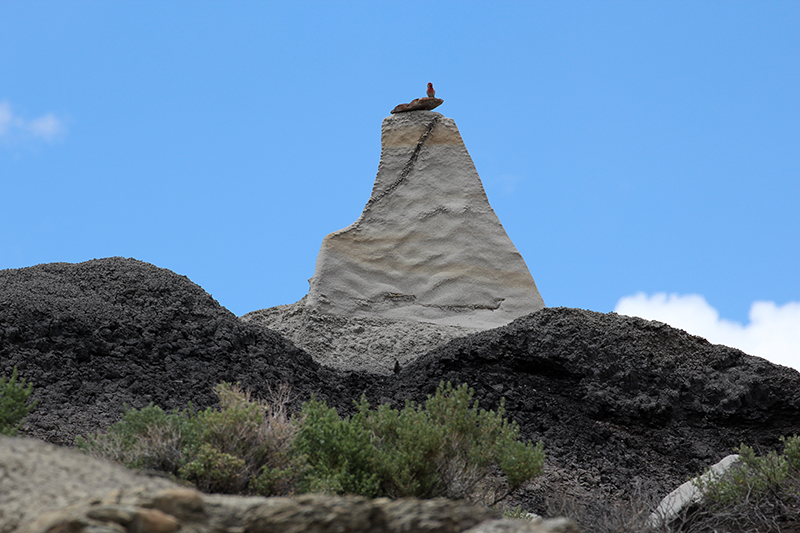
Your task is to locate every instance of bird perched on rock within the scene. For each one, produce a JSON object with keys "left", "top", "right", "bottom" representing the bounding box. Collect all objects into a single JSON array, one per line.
[{"left": 426, "top": 82, "right": 435, "bottom": 98}]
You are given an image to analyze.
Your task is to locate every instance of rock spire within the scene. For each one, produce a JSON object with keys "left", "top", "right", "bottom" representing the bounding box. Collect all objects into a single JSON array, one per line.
[{"left": 306, "top": 110, "right": 544, "bottom": 329}]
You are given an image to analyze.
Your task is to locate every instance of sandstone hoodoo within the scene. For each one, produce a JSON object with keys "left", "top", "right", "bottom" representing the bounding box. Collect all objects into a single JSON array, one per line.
[{"left": 307, "top": 111, "right": 545, "bottom": 329}]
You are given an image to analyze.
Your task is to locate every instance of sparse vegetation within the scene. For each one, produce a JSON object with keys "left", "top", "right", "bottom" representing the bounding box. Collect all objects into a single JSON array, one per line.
[
  {"left": 681, "top": 435, "right": 800, "bottom": 532},
  {"left": 542, "top": 481, "right": 665, "bottom": 533},
  {"left": 77, "top": 381, "right": 544, "bottom": 502},
  {"left": 534, "top": 437, "right": 800, "bottom": 533},
  {"left": 0, "top": 367, "right": 38, "bottom": 436},
  {"left": 55, "top": 376, "right": 800, "bottom": 531},
  {"left": 296, "top": 382, "right": 544, "bottom": 503},
  {"left": 78, "top": 382, "right": 300, "bottom": 494},
  {"left": 502, "top": 505, "right": 536, "bottom": 521}
]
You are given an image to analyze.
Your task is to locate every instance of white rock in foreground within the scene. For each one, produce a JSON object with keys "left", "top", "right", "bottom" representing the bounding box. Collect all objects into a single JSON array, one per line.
[
  {"left": 307, "top": 111, "right": 544, "bottom": 329},
  {"left": 649, "top": 454, "right": 741, "bottom": 529}
]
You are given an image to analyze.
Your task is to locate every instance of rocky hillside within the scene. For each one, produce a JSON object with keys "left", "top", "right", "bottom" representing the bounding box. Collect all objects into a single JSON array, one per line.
[
  {"left": 358, "top": 307, "right": 800, "bottom": 509},
  {"left": 0, "top": 258, "right": 345, "bottom": 445},
  {"left": 2, "top": 257, "right": 799, "bottom": 512}
]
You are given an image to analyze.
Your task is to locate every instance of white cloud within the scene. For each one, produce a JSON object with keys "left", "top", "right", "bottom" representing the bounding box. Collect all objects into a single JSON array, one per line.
[
  {"left": 27, "top": 113, "right": 65, "bottom": 141},
  {"left": 0, "top": 101, "right": 19, "bottom": 135},
  {"left": 0, "top": 100, "right": 66, "bottom": 144},
  {"left": 615, "top": 293, "right": 800, "bottom": 372}
]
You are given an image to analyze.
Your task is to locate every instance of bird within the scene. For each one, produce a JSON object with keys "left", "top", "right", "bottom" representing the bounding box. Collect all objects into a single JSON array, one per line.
[{"left": 426, "top": 82, "right": 435, "bottom": 98}]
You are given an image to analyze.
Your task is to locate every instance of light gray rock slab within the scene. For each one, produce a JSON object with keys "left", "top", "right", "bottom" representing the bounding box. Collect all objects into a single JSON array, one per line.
[
  {"left": 0, "top": 436, "right": 176, "bottom": 533},
  {"left": 241, "top": 297, "right": 479, "bottom": 374},
  {"left": 648, "top": 453, "right": 740, "bottom": 529},
  {"left": 463, "top": 517, "right": 580, "bottom": 533},
  {"left": 306, "top": 111, "right": 544, "bottom": 330}
]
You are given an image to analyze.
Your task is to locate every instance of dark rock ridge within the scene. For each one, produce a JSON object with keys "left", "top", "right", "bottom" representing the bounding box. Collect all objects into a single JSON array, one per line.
[
  {"left": 357, "top": 308, "right": 800, "bottom": 508},
  {"left": 2, "top": 257, "right": 799, "bottom": 512},
  {"left": 0, "top": 258, "right": 342, "bottom": 446}
]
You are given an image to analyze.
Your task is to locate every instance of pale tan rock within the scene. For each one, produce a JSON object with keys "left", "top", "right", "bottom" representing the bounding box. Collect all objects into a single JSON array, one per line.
[
  {"left": 3, "top": 437, "right": 561, "bottom": 533},
  {"left": 0, "top": 437, "right": 175, "bottom": 533},
  {"left": 130, "top": 508, "right": 180, "bottom": 533},
  {"left": 464, "top": 517, "right": 580, "bottom": 533},
  {"left": 20, "top": 511, "right": 94, "bottom": 533},
  {"left": 307, "top": 111, "right": 545, "bottom": 330},
  {"left": 241, "top": 297, "right": 478, "bottom": 374},
  {"left": 380, "top": 497, "right": 498, "bottom": 532},
  {"left": 242, "top": 494, "right": 386, "bottom": 533},
  {"left": 648, "top": 454, "right": 741, "bottom": 530},
  {"left": 86, "top": 505, "right": 137, "bottom": 525},
  {"left": 146, "top": 488, "right": 206, "bottom": 521}
]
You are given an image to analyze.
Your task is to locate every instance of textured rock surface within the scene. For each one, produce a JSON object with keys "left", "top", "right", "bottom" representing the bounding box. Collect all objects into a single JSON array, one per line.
[
  {"left": 306, "top": 111, "right": 544, "bottom": 329},
  {"left": 242, "top": 296, "right": 479, "bottom": 374},
  {"left": 3, "top": 258, "right": 800, "bottom": 528},
  {"left": 354, "top": 307, "right": 800, "bottom": 513},
  {"left": 0, "top": 436, "right": 175, "bottom": 533},
  {"left": 649, "top": 453, "right": 740, "bottom": 529},
  {"left": 5, "top": 437, "right": 559, "bottom": 533},
  {"left": 391, "top": 96, "right": 444, "bottom": 113},
  {"left": 464, "top": 518, "right": 579, "bottom": 533},
  {"left": 0, "top": 258, "right": 339, "bottom": 446}
]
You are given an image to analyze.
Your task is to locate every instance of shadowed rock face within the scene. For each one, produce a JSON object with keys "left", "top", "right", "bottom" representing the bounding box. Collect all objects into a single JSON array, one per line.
[
  {"left": 2, "top": 258, "right": 799, "bottom": 513},
  {"left": 2, "top": 437, "right": 533, "bottom": 533},
  {"left": 0, "top": 258, "right": 341, "bottom": 445},
  {"left": 307, "top": 111, "right": 545, "bottom": 330},
  {"left": 356, "top": 307, "right": 800, "bottom": 508}
]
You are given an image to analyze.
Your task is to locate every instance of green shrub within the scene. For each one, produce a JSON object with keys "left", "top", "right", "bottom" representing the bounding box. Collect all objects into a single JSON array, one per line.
[
  {"left": 783, "top": 434, "right": 800, "bottom": 471},
  {"left": 502, "top": 505, "right": 535, "bottom": 521},
  {"left": 77, "top": 402, "right": 199, "bottom": 474},
  {"left": 193, "top": 383, "right": 300, "bottom": 494},
  {"left": 78, "top": 382, "right": 299, "bottom": 495},
  {"left": 292, "top": 396, "right": 381, "bottom": 496},
  {"left": 78, "top": 381, "right": 544, "bottom": 502},
  {"left": 179, "top": 443, "right": 247, "bottom": 493},
  {"left": 295, "top": 382, "right": 544, "bottom": 503},
  {"left": 0, "top": 367, "right": 38, "bottom": 436},
  {"left": 694, "top": 436, "right": 800, "bottom": 506},
  {"left": 687, "top": 435, "right": 800, "bottom": 532}
]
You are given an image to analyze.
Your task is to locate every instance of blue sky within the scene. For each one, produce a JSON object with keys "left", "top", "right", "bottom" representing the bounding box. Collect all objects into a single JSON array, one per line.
[{"left": 2, "top": 2, "right": 798, "bottom": 368}]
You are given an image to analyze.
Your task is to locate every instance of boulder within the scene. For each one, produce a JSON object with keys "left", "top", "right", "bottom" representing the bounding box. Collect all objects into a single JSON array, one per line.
[
  {"left": 307, "top": 111, "right": 545, "bottom": 329},
  {"left": 0, "top": 436, "right": 175, "bottom": 533},
  {"left": 3, "top": 437, "right": 557, "bottom": 533},
  {"left": 391, "top": 96, "right": 444, "bottom": 113},
  {"left": 648, "top": 454, "right": 740, "bottom": 530}
]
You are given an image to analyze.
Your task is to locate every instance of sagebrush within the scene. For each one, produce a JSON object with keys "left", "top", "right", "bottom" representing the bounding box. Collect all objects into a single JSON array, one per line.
[
  {"left": 682, "top": 435, "right": 800, "bottom": 532},
  {"left": 78, "top": 381, "right": 544, "bottom": 502},
  {"left": 77, "top": 382, "right": 299, "bottom": 494},
  {"left": 0, "top": 367, "right": 38, "bottom": 436}
]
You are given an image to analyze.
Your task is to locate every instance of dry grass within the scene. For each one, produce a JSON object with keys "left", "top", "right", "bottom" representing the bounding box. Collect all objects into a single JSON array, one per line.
[{"left": 541, "top": 481, "right": 665, "bottom": 533}]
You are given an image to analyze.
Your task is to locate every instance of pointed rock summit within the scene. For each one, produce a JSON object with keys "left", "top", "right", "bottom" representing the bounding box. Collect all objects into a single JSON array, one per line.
[{"left": 307, "top": 111, "right": 544, "bottom": 329}]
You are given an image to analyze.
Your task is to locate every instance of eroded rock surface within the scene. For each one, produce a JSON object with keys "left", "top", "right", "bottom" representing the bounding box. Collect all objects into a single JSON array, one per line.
[
  {"left": 4, "top": 437, "right": 567, "bottom": 533},
  {"left": 355, "top": 307, "right": 800, "bottom": 511},
  {"left": 3, "top": 258, "right": 800, "bottom": 523},
  {"left": 242, "top": 296, "right": 479, "bottom": 374},
  {"left": 306, "top": 111, "right": 545, "bottom": 329},
  {"left": 0, "top": 436, "right": 175, "bottom": 533},
  {"left": 0, "top": 258, "right": 337, "bottom": 446}
]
